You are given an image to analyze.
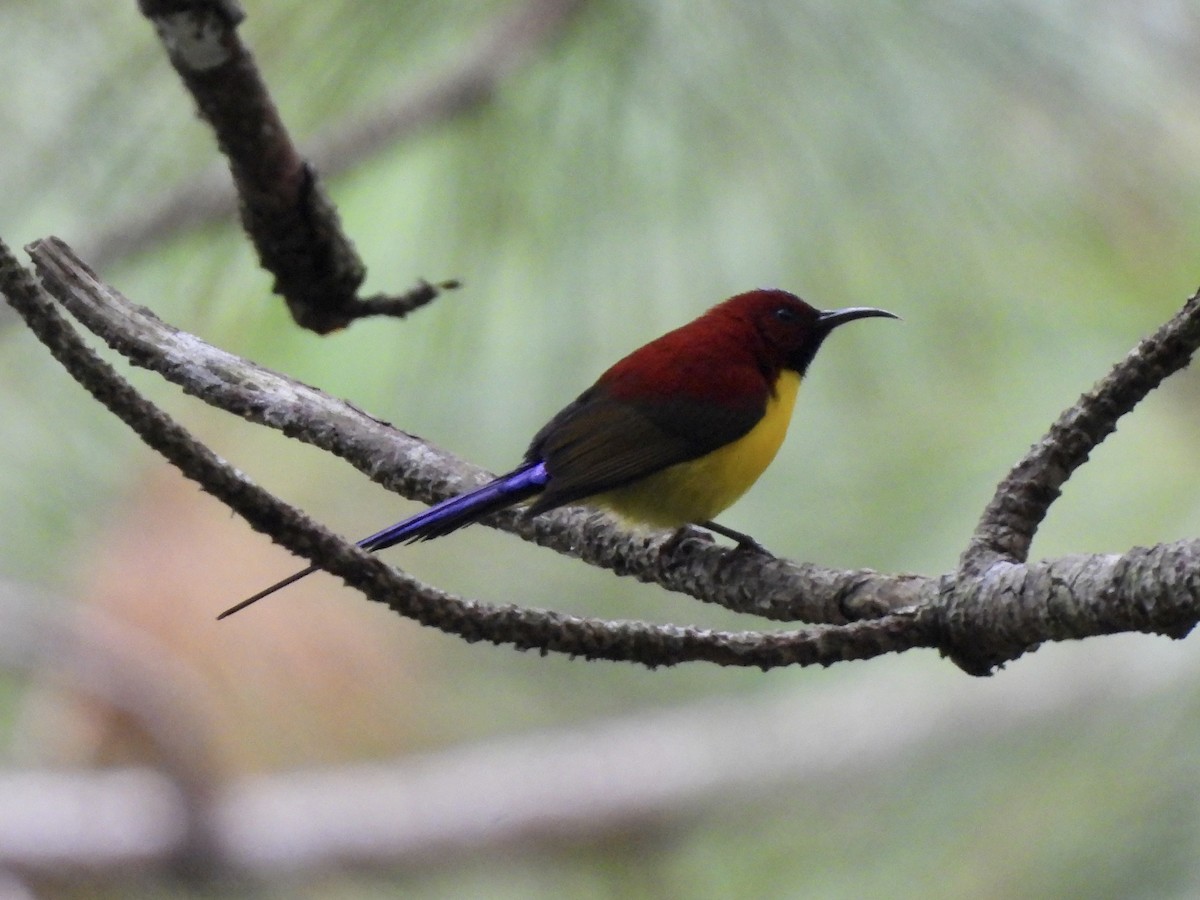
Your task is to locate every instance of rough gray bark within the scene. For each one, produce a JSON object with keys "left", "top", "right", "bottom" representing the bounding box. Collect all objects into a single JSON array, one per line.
[{"left": 4, "top": 236, "right": 1199, "bottom": 675}]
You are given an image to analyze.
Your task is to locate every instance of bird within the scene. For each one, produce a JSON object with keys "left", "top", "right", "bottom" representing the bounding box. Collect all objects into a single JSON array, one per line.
[{"left": 218, "top": 289, "right": 896, "bottom": 619}]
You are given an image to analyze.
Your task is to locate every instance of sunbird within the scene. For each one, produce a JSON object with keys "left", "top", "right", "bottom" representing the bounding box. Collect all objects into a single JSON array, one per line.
[{"left": 219, "top": 289, "right": 896, "bottom": 618}]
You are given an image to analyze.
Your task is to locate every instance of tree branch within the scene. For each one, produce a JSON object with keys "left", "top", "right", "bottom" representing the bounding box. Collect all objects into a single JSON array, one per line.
[
  {"left": 940, "top": 540, "right": 1200, "bottom": 675},
  {"left": 89, "top": 0, "right": 584, "bottom": 327},
  {"left": 27, "top": 236, "right": 914, "bottom": 627},
  {"left": 136, "top": 0, "right": 373, "bottom": 332},
  {"left": 1, "top": 636, "right": 1194, "bottom": 878},
  {"left": 945, "top": 291, "right": 1200, "bottom": 673},
  {"left": 8, "top": 236, "right": 1200, "bottom": 675},
  {"left": 133, "top": 0, "right": 472, "bottom": 333},
  {"left": 960, "top": 290, "right": 1200, "bottom": 576},
  {"left": 1, "top": 237, "right": 926, "bottom": 670}
]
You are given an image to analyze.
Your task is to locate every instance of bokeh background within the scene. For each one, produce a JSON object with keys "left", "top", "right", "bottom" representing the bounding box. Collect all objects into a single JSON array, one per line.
[{"left": 4, "top": 1, "right": 1200, "bottom": 896}]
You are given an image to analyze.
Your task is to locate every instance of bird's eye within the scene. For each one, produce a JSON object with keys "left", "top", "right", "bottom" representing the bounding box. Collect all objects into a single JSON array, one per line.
[{"left": 774, "top": 306, "right": 801, "bottom": 323}]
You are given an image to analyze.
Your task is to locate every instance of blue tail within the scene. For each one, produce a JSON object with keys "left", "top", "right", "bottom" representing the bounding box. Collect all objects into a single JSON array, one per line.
[
  {"left": 218, "top": 462, "right": 548, "bottom": 618},
  {"left": 359, "top": 462, "right": 547, "bottom": 551}
]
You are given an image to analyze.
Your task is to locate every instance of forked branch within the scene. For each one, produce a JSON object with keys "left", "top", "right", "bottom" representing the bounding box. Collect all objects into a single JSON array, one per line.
[{"left": 6, "top": 237, "right": 1200, "bottom": 675}]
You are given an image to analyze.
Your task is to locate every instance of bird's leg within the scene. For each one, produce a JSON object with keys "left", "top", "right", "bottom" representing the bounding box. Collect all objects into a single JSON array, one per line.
[{"left": 696, "top": 520, "right": 772, "bottom": 555}]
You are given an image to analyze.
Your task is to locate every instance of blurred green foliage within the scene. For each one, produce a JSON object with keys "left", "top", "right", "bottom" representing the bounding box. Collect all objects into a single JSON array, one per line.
[{"left": 3, "top": 1, "right": 1200, "bottom": 896}]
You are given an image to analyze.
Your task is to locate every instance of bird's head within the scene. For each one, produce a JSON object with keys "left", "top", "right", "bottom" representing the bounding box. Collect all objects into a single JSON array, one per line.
[{"left": 720, "top": 289, "right": 898, "bottom": 374}]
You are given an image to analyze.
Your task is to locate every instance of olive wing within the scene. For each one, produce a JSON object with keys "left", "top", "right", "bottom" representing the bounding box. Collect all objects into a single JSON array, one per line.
[{"left": 524, "top": 387, "right": 764, "bottom": 516}]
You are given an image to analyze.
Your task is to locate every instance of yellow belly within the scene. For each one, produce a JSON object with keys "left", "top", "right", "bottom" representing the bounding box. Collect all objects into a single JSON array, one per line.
[{"left": 594, "top": 370, "right": 801, "bottom": 527}]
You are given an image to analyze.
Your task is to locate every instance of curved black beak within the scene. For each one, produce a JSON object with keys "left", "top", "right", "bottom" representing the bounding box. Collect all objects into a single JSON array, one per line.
[{"left": 816, "top": 306, "right": 900, "bottom": 331}]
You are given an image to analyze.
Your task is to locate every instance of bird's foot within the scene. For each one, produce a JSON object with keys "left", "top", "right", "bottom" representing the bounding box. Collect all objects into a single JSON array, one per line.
[
  {"left": 696, "top": 520, "right": 774, "bottom": 557},
  {"left": 732, "top": 535, "right": 773, "bottom": 556}
]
